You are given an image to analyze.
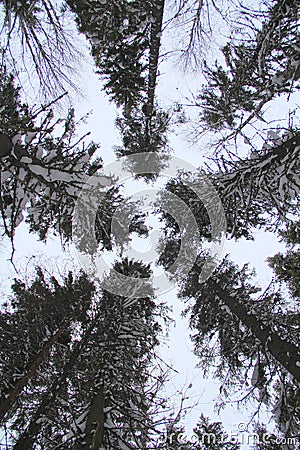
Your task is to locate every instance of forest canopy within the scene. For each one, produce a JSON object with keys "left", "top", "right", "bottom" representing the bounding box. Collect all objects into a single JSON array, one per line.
[{"left": 0, "top": 0, "right": 299, "bottom": 448}]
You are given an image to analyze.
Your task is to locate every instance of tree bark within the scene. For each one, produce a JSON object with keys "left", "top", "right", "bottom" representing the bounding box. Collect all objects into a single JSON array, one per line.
[
  {"left": 143, "top": 0, "right": 165, "bottom": 150},
  {"left": 83, "top": 386, "right": 105, "bottom": 450},
  {"left": 0, "top": 133, "right": 12, "bottom": 158},
  {"left": 147, "top": 0, "right": 165, "bottom": 113}
]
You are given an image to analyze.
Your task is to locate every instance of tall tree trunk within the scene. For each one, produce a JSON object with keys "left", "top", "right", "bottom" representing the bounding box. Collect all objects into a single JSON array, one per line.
[
  {"left": 147, "top": 0, "right": 165, "bottom": 112},
  {"left": 213, "top": 283, "right": 300, "bottom": 382},
  {"left": 12, "top": 321, "right": 96, "bottom": 449},
  {"left": 145, "top": 0, "right": 165, "bottom": 140},
  {"left": 0, "top": 321, "right": 69, "bottom": 423},
  {"left": 82, "top": 386, "right": 105, "bottom": 450}
]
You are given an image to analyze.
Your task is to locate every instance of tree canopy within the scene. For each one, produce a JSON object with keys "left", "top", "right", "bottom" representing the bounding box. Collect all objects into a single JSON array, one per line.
[{"left": 0, "top": 0, "right": 299, "bottom": 448}]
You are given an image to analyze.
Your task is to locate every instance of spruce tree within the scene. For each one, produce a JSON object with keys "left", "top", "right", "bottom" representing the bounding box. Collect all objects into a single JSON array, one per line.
[
  {"left": 159, "top": 413, "right": 241, "bottom": 449},
  {"left": 2, "top": 259, "right": 171, "bottom": 449},
  {"left": 66, "top": 258, "right": 169, "bottom": 449},
  {"left": 67, "top": 0, "right": 151, "bottom": 108},
  {"left": 67, "top": 0, "right": 170, "bottom": 180},
  {"left": 195, "top": 0, "right": 300, "bottom": 134},
  {"left": 0, "top": 68, "right": 112, "bottom": 246},
  {"left": 0, "top": 268, "right": 96, "bottom": 425},
  {"left": 176, "top": 253, "right": 300, "bottom": 443}
]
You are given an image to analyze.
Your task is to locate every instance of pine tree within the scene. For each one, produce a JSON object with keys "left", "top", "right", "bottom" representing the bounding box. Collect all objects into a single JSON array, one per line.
[
  {"left": 156, "top": 128, "right": 299, "bottom": 255},
  {"left": 159, "top": 413, "right": 241, "bottom": 449},
  {"left": 176, "top": 252, "right": 300, "bottom": 443},
  {"left": 195, "top": 0, "right": 300, "bottom": 134},
  {"left": 156, "top": 171, "right": 263, "bottom": 250},
  {"left": 67, "top": 0, "right": 151, "bottom": 108},
  {"left": 206, "top": 131, "right": 300, "bottom": 233},
  {"left": 3, "top": 259, "right": 171, "bottom": 449},
  {"left": 11, "top": 316, "right": 98, "bottom": 450},
  {"left": 0, "top": 68, "right": 112, "bottom": 246},
  {"left": 0, "top": 268, "right": 96, "bottom": 426},
  {"left": 192, "top": 414, "right": 241, "bottom": 450},
  {"left": 67, "top": 258, "right": 169, "bottom": 449},
  {"left": 1, "top": 0, "right": 299, "bottom": 447},
  {"left": 67, "top": 0, "right": 170, "bottom": 180},
  {"left": 115, "top": 106, "right": 171, "bottom": 181},
  {"left": 68, "top": 0, "right": 166, "bottom": 112}
]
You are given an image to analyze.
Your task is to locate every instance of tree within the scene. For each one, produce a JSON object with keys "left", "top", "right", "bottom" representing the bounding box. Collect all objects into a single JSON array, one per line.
[
  {"left": 268, "top": 222, "right": 300, "bottom": 299},
  {"left": 68, "top": 0, "right": 171, "bottom": 180},
  {"left": 176, "top": 253, "right": 300, "bottom": 442},
  {"left": 11, "top": 315, "right": 99, "bottom": 450},
  {"left": 69, "top": 258, "right": 170, "bottom": 450},
  {"left": 0, "top": 68, "right": 114, "bottom": 248},
  {"left": 192, "top": 414, "right": 241, "bottom": 450},
  {"left": 156, "top": 170, "right": 263, "bottom": 251},
  {"left": 181, "top": 255, "right": 299, "bottom": 376},
  {"left": 67, "top": 0, "right": 151, "bottom": 108},
  {"left": 68, "top": 0, "right": 166, "bottom": 111},
  {"left": 154, "top": 129, "right": 300, "bottom": 441},
  {"left": 1, "top": 0, "right": 300, "bottom": 446},
  {"left": 156, "top": 128, "right": 299, "bottom": 258},
  {"left": 1, "top": 259, "right": 171, "bottom": 449},
  {"left": 159, "top": 413, "right": 241, "bottom": 449},
  {"left": 0, "top": 268, "right": 96, "bottom": 425},
  {"left": 205, "top": 130, "right": 300, "bottom": 234},
  {"left": 194, "top": 0, "right": 300, "bottom": 136},
  {"left": 115, "top": 106, "right": 171, "bottom": 181},
  {"left": 0, "top": 0, "right": 82, "bottom": 98},
  {"left": 116, "top": 107, "right": 170, "bottom": 156}
]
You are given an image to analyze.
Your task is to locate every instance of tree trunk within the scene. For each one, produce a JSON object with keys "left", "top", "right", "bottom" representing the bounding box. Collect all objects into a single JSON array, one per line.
[
  {"left": 83, "top": 386, "right": 105, "bottom": 450},
  {"left": 0, "top": 133, "right": 12, "bottom": 158},
  {"left": 0, "top": 321, "right": 69, "bottom": 423},
  {"left": 12, "top": 322, "right": 96, "bottom": 449},
  {"left": 213, "top": 283, "right": 300, "bottom": 382},
  {"left": 144, "top": 0, "right": 165, "bottom": 142},
  {"left": 147, "top": 0, "right": 165, "bottom": 113}
]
